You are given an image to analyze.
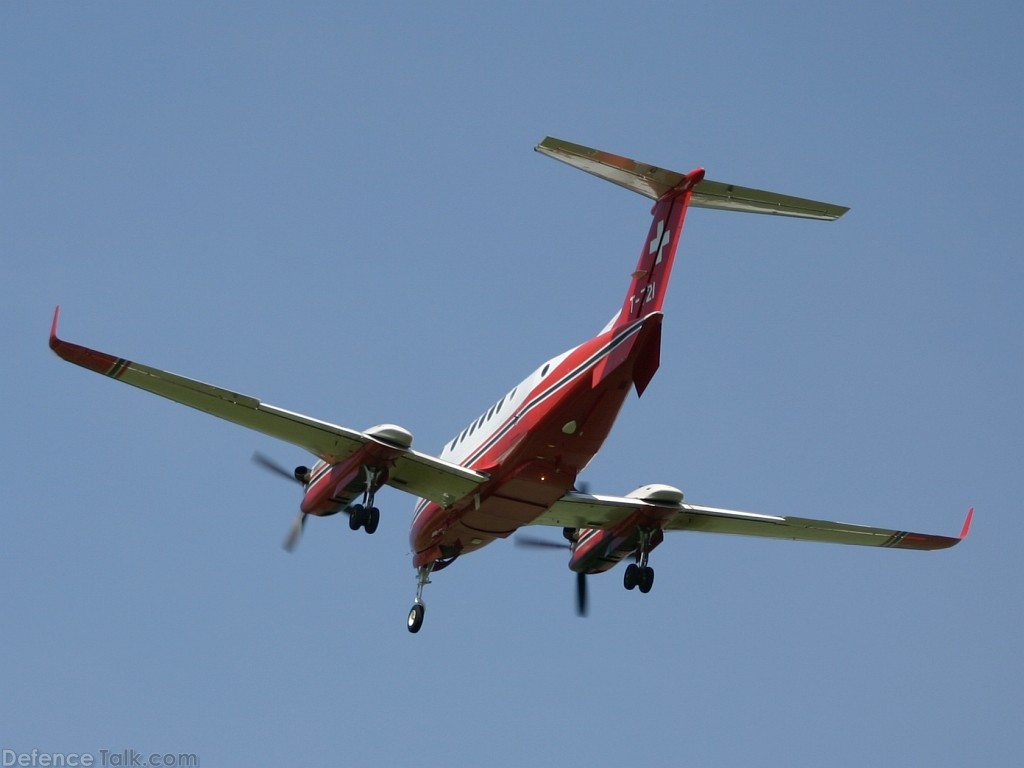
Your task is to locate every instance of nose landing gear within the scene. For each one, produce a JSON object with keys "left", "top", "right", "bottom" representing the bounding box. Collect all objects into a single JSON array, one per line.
[{"left": 407, "top": 564, "right": 432, "bottom": 633}]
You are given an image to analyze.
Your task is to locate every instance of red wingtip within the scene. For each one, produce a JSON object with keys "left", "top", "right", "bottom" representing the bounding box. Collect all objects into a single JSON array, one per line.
[
  {"left": 47, "top": 308, "right": 126, "bottom": 374},
  {"left": 959, "top": 507, "right": 974, "bottom": 540},
  {"left": 49, "top": 306, "right": 61, "bottom": 349}
]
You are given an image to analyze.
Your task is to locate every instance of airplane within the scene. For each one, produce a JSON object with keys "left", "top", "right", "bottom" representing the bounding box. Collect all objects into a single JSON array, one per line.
[{"left": 49, "top": 137, "right": 972, "bottom": 633}]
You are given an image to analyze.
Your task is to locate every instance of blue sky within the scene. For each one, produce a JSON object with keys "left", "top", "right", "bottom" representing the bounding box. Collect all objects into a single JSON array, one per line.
[{"left": 3, "top": 2, "right": 1021, "bottom": 765}]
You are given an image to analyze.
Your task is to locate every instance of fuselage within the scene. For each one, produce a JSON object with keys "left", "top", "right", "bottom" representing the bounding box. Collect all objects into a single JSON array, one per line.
[
  {"left": 407, "top": 162, "right": 702, "bottom": 572},
  {"left": 409, "top": 312, "right": 663, "bottom": 568}
]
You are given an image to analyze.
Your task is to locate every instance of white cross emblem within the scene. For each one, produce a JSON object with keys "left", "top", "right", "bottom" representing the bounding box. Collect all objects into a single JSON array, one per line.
[{"left": 649, "top": 220, "right": 671, "bottom": 264}]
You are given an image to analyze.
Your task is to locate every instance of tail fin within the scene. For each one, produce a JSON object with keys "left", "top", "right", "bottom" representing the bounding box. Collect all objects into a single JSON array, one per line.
[{"left": 535, "top": 137, "right": 848, "bottom": 328}]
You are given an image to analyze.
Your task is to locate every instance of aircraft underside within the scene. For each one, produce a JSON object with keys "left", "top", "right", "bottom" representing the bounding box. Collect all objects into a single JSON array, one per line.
[{"left": 48, "top": 137, "right": 967, "bottom": 637}]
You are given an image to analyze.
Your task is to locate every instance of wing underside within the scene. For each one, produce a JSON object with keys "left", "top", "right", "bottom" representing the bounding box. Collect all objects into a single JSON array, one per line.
[
  {"left": 48, "top": 308, "right": 486, "bottom": 507},
  {"left": 533, "top": 491, "right": 971, "bottom": 551}
]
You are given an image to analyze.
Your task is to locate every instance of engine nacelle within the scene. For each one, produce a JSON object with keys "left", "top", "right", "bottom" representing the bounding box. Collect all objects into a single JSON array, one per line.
[
  {"left": 625, "top": 483, "right": 684, "bottom": 505},
  {"left": 365, "top": 423, "right": 413, "bottom": 449}
]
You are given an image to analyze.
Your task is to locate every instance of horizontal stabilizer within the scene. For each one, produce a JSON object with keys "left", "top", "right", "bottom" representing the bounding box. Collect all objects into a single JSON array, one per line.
[{"left": 536, "top": 136, "right": 848, "bottom": 220}]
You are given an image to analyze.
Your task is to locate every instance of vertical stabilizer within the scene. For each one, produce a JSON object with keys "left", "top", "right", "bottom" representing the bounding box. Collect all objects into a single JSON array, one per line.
[{"left": 614, "top": 170, "right": 704, "bottom": 328}]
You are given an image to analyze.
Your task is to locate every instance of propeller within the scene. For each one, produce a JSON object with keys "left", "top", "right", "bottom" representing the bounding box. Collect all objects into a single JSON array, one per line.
[
  {"left": 516, "top": 534, "right": 572, "bottom": 550},
  {"left": 252, "top": 451, "right": 308, "bottom": 484},
  {"left": 516, "top": 534, "right": 588, "bottom": 617},
  {"left": 574, "top": 571, "right": 588, "bottom": 617},
  {"left": 251, "top": 452, "right": 310, "bottom": 552},
  {"left": 282, "top": 510, "right": 306, "bottom": 554}
]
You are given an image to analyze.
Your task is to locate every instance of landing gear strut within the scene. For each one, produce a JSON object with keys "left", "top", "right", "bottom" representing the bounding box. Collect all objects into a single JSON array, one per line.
[
  {"left": 407, "top": 564, "right": 432, "bottom": 633},
  {"left": 623, "top": 527, "right": 656, "bottom": 594}
]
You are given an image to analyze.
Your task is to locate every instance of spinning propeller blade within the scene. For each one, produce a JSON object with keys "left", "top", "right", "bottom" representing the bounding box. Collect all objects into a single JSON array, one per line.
[
  {"left": 252, "top": 451, "right": 303, "bottom": 483},
  {"left": 575, "top": 572, "right": 588, "bottom": 617},
  {"left": 516, "top": 535, "right": 571, "bottom": 550},
  {"left": 516, "top": 534, "right": 589, "bottom": 617},
  {"left": 252, "top": 451, "right": 310, "bottom": 551},
  {"left": 283, "top": 511, "right": 307, "bottom": 553}
]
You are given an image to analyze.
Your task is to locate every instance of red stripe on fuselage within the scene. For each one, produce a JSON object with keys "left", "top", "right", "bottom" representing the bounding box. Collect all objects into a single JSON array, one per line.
[{"left": 449, "top": 317, "right": 650, "bottom": 471}]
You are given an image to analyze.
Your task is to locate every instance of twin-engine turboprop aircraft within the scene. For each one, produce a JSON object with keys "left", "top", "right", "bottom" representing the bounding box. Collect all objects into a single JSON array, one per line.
[{"left": 49, "top": 137, "right": 971, "bottom": 633}]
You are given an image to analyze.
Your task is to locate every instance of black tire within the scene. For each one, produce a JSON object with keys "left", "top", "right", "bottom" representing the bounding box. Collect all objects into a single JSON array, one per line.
[
  {"left": 638, "top": 566, "right": 655, "bottom": 594},
  {"left": 407, "top": 603, "right": 425, "bottom": 633},
  {"left": 364, "top": 507, "right": 380, "bottom": 535},
  {"left": 348, "top": 504, "right": 365, "bottom": 531},
  {"left": 624, "top": 563, "right": 639, "bottom": 590}
]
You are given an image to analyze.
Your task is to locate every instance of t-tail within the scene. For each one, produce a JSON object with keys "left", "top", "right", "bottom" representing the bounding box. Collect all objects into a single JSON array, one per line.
[{"left": 535, "top": 137, "right": 849, "bottom": 332}]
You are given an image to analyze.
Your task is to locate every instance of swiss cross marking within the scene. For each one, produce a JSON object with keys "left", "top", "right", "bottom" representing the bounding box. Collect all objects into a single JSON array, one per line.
[{"left": 649, "top": 220, "right": 671, "bottom": 264}]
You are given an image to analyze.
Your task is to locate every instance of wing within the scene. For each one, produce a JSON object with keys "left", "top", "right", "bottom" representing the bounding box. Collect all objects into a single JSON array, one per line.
[
  {"left": 48, "top": 308, "right": 486, "bottom": 507},
  {"left": 531, "top": 490, "right": 972, "bottom": 551}
]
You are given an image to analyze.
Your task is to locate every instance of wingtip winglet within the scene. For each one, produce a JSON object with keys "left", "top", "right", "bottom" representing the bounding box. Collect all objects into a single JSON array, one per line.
[
  {"left": 47, "top": 307, "right": 125, "bottom": 375},
  {"left": 890, "top": 508, "right": 974, "bottom": 551},
  {"left": 959, "top": 507, "right": 974, "bottom": 541},
  {"left": 49, "top": 305, "right": 61, "bottom": 350}
]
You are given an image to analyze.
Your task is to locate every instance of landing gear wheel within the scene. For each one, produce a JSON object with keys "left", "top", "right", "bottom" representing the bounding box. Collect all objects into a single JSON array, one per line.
[
  {"left": 638, "top": 566, "right": 655, "bottom": 594},
  {"left": 349, "top": 504, "right": 365, "bottom": 531},
  {"left": 624, "top": 563, "right": 640, "bottom": 591},
  {"left": 364, "top": 507, "right": 380, "bottom": 535},
  {"left": 407, "top": 603, "right": 425, "bottom": 633}
]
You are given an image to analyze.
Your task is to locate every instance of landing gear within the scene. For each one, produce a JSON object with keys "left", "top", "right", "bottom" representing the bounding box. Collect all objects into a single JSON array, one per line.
[
  {"left": 407, "top": 564, "right": 432, "bottom": 634},
  {"left": 407, "top": 603, "right": 425, "bottom": 633},
  {"left": 624, "top": 563, "right": 655, "bottom": 593},
  {"left": 623, "top": 528, "right": 656, "bottom": 595},
  {"left": 347, "top": 503, "right": 380, "bottom": 534},
  {"left": 347, "top": 467, "right": 383, "bottom": 534}
]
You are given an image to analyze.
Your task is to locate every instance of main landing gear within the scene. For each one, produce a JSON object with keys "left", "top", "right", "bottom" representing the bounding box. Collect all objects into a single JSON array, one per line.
[
  {"left": 623, "top": 527, "right": 656, "bottom": 594},
  {"left": 347, "top": 468, "right": 383, "bottom": 534},
  {"left": 348, "top": 503, "right": 380, "bottom": 534}
]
